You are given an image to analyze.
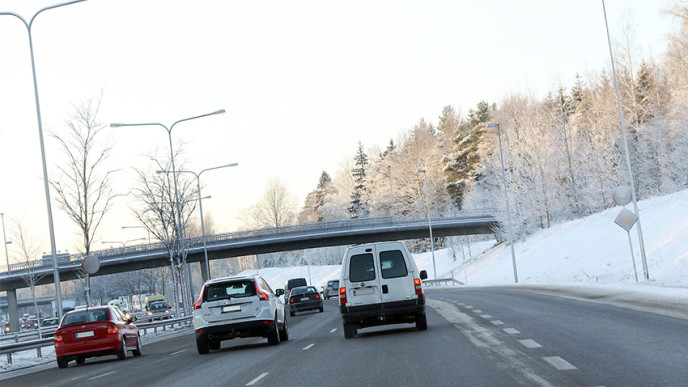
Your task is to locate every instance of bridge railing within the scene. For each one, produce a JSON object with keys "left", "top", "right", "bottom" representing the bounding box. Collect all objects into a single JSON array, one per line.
[{"left": 2, "top": 209, "right": 496, "bottom": 277}]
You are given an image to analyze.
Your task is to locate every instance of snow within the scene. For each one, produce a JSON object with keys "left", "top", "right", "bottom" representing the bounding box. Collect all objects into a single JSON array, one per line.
[{"left": 2, "top": 189, "right": 687, "bottom": 375}]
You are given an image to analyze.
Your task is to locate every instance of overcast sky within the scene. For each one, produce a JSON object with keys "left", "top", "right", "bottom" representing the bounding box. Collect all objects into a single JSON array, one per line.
[{"left": 0, "top": 0, "right": 678, "bottom": 262}]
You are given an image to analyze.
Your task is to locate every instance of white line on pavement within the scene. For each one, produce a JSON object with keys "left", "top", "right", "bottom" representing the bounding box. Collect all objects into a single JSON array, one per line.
[
  {"left": 330, "top": 328, "right": 337, "bottom": 333},
  {"left": 543, "top": 356, "right": 577, "bottom": 370},
  {"left": 473, "top": 309, "right": 483, "bottom": 313},
  {"left": 87, "top": 371, "right": 117, "bottom": 381},
  {"left": 465, "top": 305, "right": 474, "bottom": 309},
  {"left": 170, "top": 349, "right": 187, "bottom": 356},
  {"left": 480, "top": 314, "right": 492, "bottom": 319},
  {"left": 491, "top": 320, "right": 505, "bottom": 325},
  {"left": 246, "top": 372, "right": 269, "bottom": 386},
  {"left": 519, "top": 339, "right": 543, "bottom": 349},
  {"left": 303, "top": 343, "right": 315, "bottom": 350},
  {"left": 503, "top": 328, "right": 521, "bottom": 335}
]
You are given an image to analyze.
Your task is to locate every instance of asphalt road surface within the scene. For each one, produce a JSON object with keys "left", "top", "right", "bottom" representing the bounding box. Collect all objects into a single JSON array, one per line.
[{"left": 3, "top": 288, "right": 687, "bottom": 386}]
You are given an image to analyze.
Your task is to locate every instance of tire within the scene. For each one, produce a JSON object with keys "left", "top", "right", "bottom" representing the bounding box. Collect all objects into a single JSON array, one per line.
[
  {"left": 76, "top": 356, "right": 85, "bottom": 365},
  {"left": 279, "top": 316, "right": 289, "bottom": 342},
  {"left": 132, "top": 335, "right": 142, "bottom": 357},
  {"left": 267, "top": 318, "right": 280, "bottom": 345},
  {"left": 117, "top": 337, "right": 128, "bottom": 360},
  {"left": 319, "top": 306, "right": 324, "bottom": 313},
  {"left": 57, "top": 357, "right": 69, "bottom": 369},
  {"left": 343, "top": 323, "right": 356, "bottom": 339},
  {"left": 196, "top": 338, "right": 210, "bottom": 354},
  {"left": 416, "top": 313, "right": 428, "bottom": 331},
  {"left": 289, "top": 310, "right": 295, "bottom": 317},
  {"left": 209, "top": 340, "right": 221, "bottom": 350}
]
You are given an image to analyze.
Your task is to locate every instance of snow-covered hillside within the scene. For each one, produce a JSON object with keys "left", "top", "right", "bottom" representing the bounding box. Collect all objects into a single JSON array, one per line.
[{"left": 245, "top": 189, "right": 688, "bottom": 290}]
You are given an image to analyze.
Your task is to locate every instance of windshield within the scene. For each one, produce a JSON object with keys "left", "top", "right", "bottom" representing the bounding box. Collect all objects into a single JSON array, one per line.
[
  {"left": 61, "top": 309, "right": 110, "bottom": 326},
  {"left": 204, "top": 280, "right": 256, "bottom": 302},
  {"left": 150, "top": 301, "right": 168, "bottom": 311}
]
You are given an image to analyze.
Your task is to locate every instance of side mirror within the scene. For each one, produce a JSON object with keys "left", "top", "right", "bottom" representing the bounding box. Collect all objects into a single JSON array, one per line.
[
  {"left": 275, "top": 289, "right": 284, "bottom": 296},
  {"left": 420, "top": 270, "right": 428, "bottom": 280}
]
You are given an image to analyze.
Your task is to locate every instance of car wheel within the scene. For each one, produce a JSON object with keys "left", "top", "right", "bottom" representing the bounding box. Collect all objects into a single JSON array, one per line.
[
  {"left": 416, "top": 313, "right": 428, "bottom": 331},
  {"left": 57, "top": 357, "right": 69, "bottom": 369},
  {"left": 319, "top": 306, "right": 324, "bottom": 313},
  {"left": 117, "top": 337, "right": 128, "bottom": 360},
  {"left": 196, "top": 338, "right": 210, "bottom": 354},
  {"left": 289, "top": 310, "right": 295, "bottom": 317},
  {"left": 343, "top": 323, "right": 356, "bottom": 339},
  {"left": 76, "top": 356, "right": 85, "bottom": 365},
  {"left": 209, "top": 340, "right": 221, "bottom": 350},
  {"left": 267, "top": 317, "right": 280, "bottom": 345},
  {"left": 279, "top": 316, "right": 289, "bottom": 342},
  {"left": 132, "top": 335, "right": 142, "bottom": 357}
]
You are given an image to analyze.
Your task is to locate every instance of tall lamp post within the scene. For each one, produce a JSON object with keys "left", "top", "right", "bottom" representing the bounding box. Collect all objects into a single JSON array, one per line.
[
  {"left": 111, "top": 109, "right": 225, "bottom": 317},
  {"left": 1, "top": 0, "right": 87, "bottom": 318},
  {"left": 387, "top": 165, "right": 395, "bottom": 218},
  {"left": 487, "top": 123, "right": 518, "bottom": 283},
  {"left": 1, "top": 213, "right": 12, "bottom": 273},
  {"left": 417, "top": 169, "right": 436, "bottom": 279},
  {"left": 601, "top": 0, "right": 649, "bottom": 279},
  {"left": 157, "top": 162, "right": 238, "bottom": 282}
]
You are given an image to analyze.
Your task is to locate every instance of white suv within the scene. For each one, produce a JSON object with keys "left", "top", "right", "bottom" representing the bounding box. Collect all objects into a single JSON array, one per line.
[
  {"left": 339, "top": 241, "right": 428, "bottom": 338},
  {"left": 193, "top": 275, "right": 288, "bottom": 354}
]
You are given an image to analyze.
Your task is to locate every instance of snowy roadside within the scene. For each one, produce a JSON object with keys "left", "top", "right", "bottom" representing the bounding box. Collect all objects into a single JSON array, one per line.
[{"left": 0, "top": 323, "right": 193, "bottom": 379}]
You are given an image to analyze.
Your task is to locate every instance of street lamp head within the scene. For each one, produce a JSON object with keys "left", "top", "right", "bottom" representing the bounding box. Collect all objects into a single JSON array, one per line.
[
  {"left": 212, "top": 109, "right": 226, "bottom": 115},
  {"left": 226, "top": 162, "right": 239, "bottom": 168},
  {"left": 110, "top": 123, "right": 124, "bottom": 128},
  {"left": 417, "top": 169, "right": 426, "bottom": 174},
  {"left": 487, "top": 123, "right": 499, "bottom": 129}
]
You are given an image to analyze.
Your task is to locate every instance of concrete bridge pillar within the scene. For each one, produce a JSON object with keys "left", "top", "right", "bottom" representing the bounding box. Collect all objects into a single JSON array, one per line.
[{"left": 7, "top": 289, "right": 19, "bottom": 332}]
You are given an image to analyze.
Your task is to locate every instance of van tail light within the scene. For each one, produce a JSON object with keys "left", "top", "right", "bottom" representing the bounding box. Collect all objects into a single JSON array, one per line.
[
  {"left": 54, "top": 334, "right": 63, "bottom": 343},
  {"left": 256, "top": 283, "right": 269, "bottom": 301},
  {"left": 339, "top": 287, "right": 347, "bottom": 304},
  {"left": 414, "top": 278, "right": 423, "bottom": 295},
  {"left": 107, "top": 324, "right": 118, "bottom": 335},
  {"left": 194, "top": 286, "right": 205, "bottom": 310}
]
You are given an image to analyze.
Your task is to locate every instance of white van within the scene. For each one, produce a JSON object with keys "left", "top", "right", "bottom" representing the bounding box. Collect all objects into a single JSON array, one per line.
[{"left": 339, "top": 241, "right": 428, "bottom": 338}]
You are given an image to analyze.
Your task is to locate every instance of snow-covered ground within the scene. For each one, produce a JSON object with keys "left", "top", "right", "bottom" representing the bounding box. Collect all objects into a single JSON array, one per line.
[{"left": 2, "top": 189, "right": 687, "bottom": 375}]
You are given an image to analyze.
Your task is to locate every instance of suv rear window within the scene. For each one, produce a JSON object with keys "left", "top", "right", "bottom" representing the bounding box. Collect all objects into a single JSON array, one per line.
[
  {"left": 380, "top": 250, "right": 408, "bottom": 279},
  {"left": 205, "top": 280, "right": 257, "bottom": 302},
  {"left": 349, "top": 253, "right": 375, "bottom": 282}
]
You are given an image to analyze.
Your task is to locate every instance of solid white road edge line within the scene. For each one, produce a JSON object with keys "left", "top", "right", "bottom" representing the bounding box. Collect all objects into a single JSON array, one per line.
[
  {"left": 87, "top": 371, "right": 117, "bottom": 381},
  {"left": 246, "top": 372, "right": 269, "bottom": 386}
]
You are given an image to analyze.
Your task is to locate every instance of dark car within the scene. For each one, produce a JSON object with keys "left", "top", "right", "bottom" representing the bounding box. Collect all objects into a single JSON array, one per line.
[
  {"left": 283, "top": 277, "right": 308, "bottom": 305},
  {"left": 54, "top": 306, "right": 141, "bottom": 368},
  {"left": 288, "top": 286, "right": 323, "bottom": 316},
  {"left": 323, "top": 280, "right": 340, "bottom": 299}
]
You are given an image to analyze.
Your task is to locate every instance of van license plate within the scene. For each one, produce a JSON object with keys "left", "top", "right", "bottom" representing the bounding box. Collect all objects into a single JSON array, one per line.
[
  {"left": 76, "top": 331, "right": 94, "bottom": 338},
  {"left": 221, "top": 305, "right": 240, "bottom": 313},
  {"left": 353, "top": 287, "right": 374, "bottom": 296}
]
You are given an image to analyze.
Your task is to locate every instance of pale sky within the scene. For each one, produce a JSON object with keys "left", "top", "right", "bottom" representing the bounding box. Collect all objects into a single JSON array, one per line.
[{"left": 0, "top": 0, "right": 678, "bottom": 264}]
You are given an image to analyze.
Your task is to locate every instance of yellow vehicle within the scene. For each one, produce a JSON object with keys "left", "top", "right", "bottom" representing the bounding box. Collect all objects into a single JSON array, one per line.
[{"left": 144, "top": 295, "right": 165, "bottom": 311}]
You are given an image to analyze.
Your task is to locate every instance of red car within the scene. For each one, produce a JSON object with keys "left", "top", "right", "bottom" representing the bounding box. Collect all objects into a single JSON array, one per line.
[{"left": 54, "top": 306, "right": 141, "bottom": 368}]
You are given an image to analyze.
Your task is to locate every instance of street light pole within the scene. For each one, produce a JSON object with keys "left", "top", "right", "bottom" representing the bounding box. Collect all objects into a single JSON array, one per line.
[
  {"left": 1, "top": 0, "right": 87, "bottom": 318},
  {"left": 111, "top": 109, "right": 225, "bottom": 317},
  {"left": 157, "top": 162, "right": 238, "bottom": 282},
  {"left": 1, "top": 213, "right": 11, "bottom": 273},
  {"left": 487, "top": 123, "right": 518, "bottom": 283},
  {"left": 387, "top": 165, "right": 395, "bottom": 218},
  {"left": 417, "top": 169, "right": 436, "bottom": 279},
  {"left": 601, "top": 0, "right": 649, "bottom": 279}
]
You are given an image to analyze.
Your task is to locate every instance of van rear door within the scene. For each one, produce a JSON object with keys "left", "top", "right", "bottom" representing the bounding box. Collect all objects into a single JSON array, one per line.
[
  {"left": 344, "top": 245, "right": 382, "bottom": 306},
  {"left": 375, "top": 242, "right": 416, "bottom": 304}
]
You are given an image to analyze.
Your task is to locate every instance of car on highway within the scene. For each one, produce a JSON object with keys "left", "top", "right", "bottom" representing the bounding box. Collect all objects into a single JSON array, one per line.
[
  {"left": 193, "top": 274, "right": 288, "bottom": 354},
  {"left": 146, "top": 300, "right": 172, "bottom": 320},
  {"left": 54, "top": 306, "right": 141, "bottom": 368},
  {"left": 288, "top": 286, "right": 324, "bottom": 316},
  {"left": 40, "top": 317, "right": 60, "bottom": 329},
  {"left": 339, "top": 241, "right": 428, "bottom": 338},
  {"left": 24, "top": 318, "right": 39, "bottom": 330},
  {"left": 3, "top": 321, "right": 10, "bottom": 334},
  {"left": 324, "top": 280, "right": 339, "bottom": 299}
]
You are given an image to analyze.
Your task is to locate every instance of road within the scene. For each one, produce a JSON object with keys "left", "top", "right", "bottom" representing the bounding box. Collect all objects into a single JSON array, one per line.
[{"left": 3, "top": 288, "right": 687, "bottom": 386}]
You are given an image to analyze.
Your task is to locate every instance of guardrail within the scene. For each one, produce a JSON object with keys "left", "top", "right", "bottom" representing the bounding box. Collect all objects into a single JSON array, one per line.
[
  {"left": 0, "top": 327, "right": 57, "bottom": 344},
  {"left": 0, "top": 316, "right": 192, "bottom": 364},
  {"left": 423, "top": 278, "right": 465, "bottom": 287}
]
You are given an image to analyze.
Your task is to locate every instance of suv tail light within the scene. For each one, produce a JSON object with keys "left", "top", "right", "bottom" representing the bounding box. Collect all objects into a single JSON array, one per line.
[
  {"left": 414, "top": 278, "right": 423, "bottom": 295},
  {"left": 339, "top": 287, "right": 347, "bottom": 304},
  {"left": 256, "top": 283, "right": 269, "bottom": 301},
  {"left": 107, "top": 324, "right": 118, "bottom": 335},
  {"left": 194, "top": 286, "right": 206, "bottom": 310}
]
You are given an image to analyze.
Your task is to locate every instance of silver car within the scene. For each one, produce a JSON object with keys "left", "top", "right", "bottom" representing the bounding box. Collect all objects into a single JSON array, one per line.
[{"left": 192, "top": 275, "right": 288, "bottom": 354}]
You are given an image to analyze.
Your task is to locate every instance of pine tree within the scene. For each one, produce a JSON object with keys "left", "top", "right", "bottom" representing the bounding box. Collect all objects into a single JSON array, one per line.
[
  {"left": 348, "top": 142, "right": 370, "bottom": 218},
  {"left": 314, "top": 171, "right": 333, "bottom": 222}
]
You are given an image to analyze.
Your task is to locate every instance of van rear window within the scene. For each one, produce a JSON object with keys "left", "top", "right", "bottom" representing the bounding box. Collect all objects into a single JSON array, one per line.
[
  {"left": 380, "top": 250, "right": 408, "bottom": 279},
  {"left": 350, "top": 253, "right": 375, "bottom": 282}
]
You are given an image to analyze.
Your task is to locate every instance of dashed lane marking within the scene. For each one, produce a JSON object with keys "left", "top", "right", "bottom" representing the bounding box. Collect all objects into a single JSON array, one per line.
[
  {"left": 480, "top": 314, "right": 493, "bottom": 319},
  {"left": 303, "top": 343, "right": 315, "bottom": 350},
  {"left": 465, "top": 305, "right": 474, "bottom": 309},
  {"left": 503, "top": 328, "right": 521, "bottom": 335},
  {"left": 246, "top": 372, "right": 269, "bottom": 386},
  {"left": 543, "top": 356, "right": 577, "bottom": 370},
  {"left": 170, "top": 349, "right": 187, "bottom": 356},
  {"left": 473, "top": 309, "right": 483, "bottom": 313},
  {"left": 491, "top": 320, "right": 505, "bottom": 325},
  {"left": 329, "top": 328, "right": 337, "bottom": 333},
  {"left": 87, "top": 371, "right": 117, "bottom": 381},
  {"left": 519, "top": 339, "right": 543, "bottom": 349}
]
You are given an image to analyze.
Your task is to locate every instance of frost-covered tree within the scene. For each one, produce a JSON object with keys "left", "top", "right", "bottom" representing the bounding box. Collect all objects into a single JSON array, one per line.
[{"left": 348, "top": 142, "right": 370, "bottom": 218}]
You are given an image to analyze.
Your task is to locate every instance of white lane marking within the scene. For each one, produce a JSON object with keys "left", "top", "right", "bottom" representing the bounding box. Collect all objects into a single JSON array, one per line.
[
  {"left": 246, "top": 372, "right": 269, "bottom": 386},
  {"left": 465, "top": 305, "right": 474, "bottom": 309},
  {"left": 480, "top": 314, "right": 492, "bottom": 319},
  {"left": 329, "top": 328, "right": 337, "bottom": 333},
  {"left": 303, "top": 343, "right": 315, "bottom": 350},
  {"left": 491, "top": 320, "right": 505, "bottom": 325},
  {"left": 543, "top": 356, "right": 577, "bottom": 370},
  {"left": 170, "top": 349, "right": 187, "bottom": 356},
  {"left": 458, "top": 303, "right": 465, "bottom": 306},
  {"left": 503, "top": 328, "right": 521, "bottom": 335},
  {"left": 519, "top": 339, "right": 543, "bottom": 349},
  {"left": 87, "top": 371, "right": 117, "bottom": 381},
  {"left": 473, "top": 309, "right": 483, "bottom": 313}
]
